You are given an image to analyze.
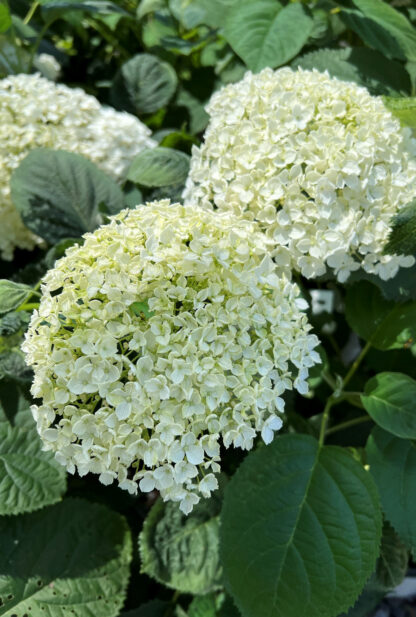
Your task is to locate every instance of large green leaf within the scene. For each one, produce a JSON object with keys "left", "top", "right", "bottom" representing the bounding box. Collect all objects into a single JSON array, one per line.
[
  {"left": 224, "top": 0, "right": 313, "bottom": 72},
  {"left": 0, "top": 424, "right": 66, "bottom": 516},
  {"left": 10, "top": 149, "right": 123, "bottom": 244},
  {"left": 366, "top": 426, "right": 416, "bottom": 556},
  {"left": 127, "top": 147, "right": 190, "bottom": 187},
  {"left": 341, "top": 0, "right": 416, "bottom": 62},
  {"left": 292, "top": 47, "right": 410, "bottom": 96},
  {"left": 111, "top": 53, "right": 178, "bottom": 115},
  {"left": 139, "top": 493, "right": 222, "bottom": 594},
  {"left": 0, "top": 280, "right": 32, "bottom": 315},
  {"left": 221, "top": 434, "right": 382, "bottom": 617},
  {"left": 0, "top": 498, "right": 132, "bottom": 617},
  {"left": 362, "top": 372, "right": 416, "bottom": 439},
  {"left": 383, "top": 199, "right": 416, "bottom": 257},
  {"left": 345, "top": 280, "right": 416, "bottom": 350}
]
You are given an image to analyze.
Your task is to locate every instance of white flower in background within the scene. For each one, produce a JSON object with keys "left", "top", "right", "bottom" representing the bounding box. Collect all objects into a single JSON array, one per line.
[
  {"left": 0, "top": 73, "right": 156, "bottom": 260},
  {"left": 183, "top": 67, "right": 416, "bottom": 282},
  {"left": 23, "top": 200, "right": 320, "bottom": 514},
  {"left": 310, "top": 290, "right": 334, "bottom": 316},
  {"left": 33, "top": 53, "right": 61, "bottom": 81}
]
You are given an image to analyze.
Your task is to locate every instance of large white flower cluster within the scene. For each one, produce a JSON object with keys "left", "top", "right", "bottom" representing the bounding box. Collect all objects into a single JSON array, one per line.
[
  {"left": 23, "top": 200, "right": 320, "bottom": 514},
  {"left": 183, "top": 67, "right": 416, "bottom": 282},
  {"left": 0, "top": 73, "right": 156, "bottom": 260}
]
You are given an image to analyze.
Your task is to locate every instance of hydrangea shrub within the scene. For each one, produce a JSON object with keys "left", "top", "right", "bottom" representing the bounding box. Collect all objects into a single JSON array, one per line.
[{"left": 2, "top": 1, "right": 416, "bottom": 615}]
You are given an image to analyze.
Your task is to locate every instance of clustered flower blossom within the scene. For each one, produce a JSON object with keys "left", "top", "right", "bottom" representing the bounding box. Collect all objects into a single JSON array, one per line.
[
  {"left": 0, "top": 73, "right": 156, "bottom": 260},
  {"left": 33, "top": 53, "right": 61, "bottom": 81},
  {"left": 183, "top": 67, "right": 416, "bottom": 282},
  {"left": 23, "top": 200, "right": 320, "bottom": 513}
]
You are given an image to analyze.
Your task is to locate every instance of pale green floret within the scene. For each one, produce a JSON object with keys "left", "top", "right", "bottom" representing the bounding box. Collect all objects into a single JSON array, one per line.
[
  {"left": 0, "top": 73, "right": 156, "bottom": 260},
  {"left": 23, "top": 200, "right": 320, "bottom": 514},
  {"left": 184, "top": 67, "right": 416, "bottom": 282}
]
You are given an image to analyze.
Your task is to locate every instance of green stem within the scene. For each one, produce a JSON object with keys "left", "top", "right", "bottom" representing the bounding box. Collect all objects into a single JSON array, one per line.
[
  {"left": 16, "top": 302, "right": 40, "bottom": 312},
  {"left": 342, "top": 340, "right": 372, "bottom": 389},
  {"left": 322, "top": 370, "right": 337, "bottom": 390},
  {"left": 319, "top": 395, "right": 335, "bottom": 446},
  {"left": 28, "top": 19, "right": 55, "bottom": 70},
  {"left": 325, "top": 416, "right": 372, "bottom": 437},
  {"left": 23, "top": 1, "right": 40, "bottom": 25},
  {"left": 319, "top": 339, "right": 372, "bottom": 444},
  {"left": 328, "top": 333, "right": 342, "bottom": 357}
]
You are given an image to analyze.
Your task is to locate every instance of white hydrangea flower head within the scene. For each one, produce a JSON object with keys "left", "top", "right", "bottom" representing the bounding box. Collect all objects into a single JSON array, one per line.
[
  {"left": 0, "top": 73, "right": 156, "bottom": 260},
  {"left": 23, "top": 200, "right": 320, "bottom": 514},
  {"left": 183, "top": 67, "right": 416, "bottom": 283}
]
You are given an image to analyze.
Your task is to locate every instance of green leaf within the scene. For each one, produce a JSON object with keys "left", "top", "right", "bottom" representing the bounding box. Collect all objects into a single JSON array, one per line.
[
  {"left": 44, "top": 238, "right": 81, "bottom": 270},
  {"left": 10, "top": 149, "right": 123, "bottom": 244},
  {"left": 292, "top": 47, "right": 411, "bottom": 96},
  {"left": 217, "top": 595, "right": 240, "bottom": 617},
  {"left": 220, "top": 434, "right": 382, "bottom": 617},
  {"left": 0, "top": 497, "right": 132, "bottom": 616},
  {"left": 340, "top": 522, "right": 408, "bottom": 617},
  {"left": 0, "top": 280, "right": 32, "bottom": 315},
  {"left": 127, "top": 147, "right": 190, "bottom": 187},
  {"left": 0, "top": 424, "right": 66, "bottom": 516},
  {"left": 224, "top": 0, "right": 313, "bottom": 72},
  {"left": 362, "top": 372, "right": 416, "bottom": 439},
  {"left": 0, "top": 4, "right": 12, "bottom": 33},
  {"left": 375, "top": 522, "right": 408, "bottom": 590},
  {"left": 169, "top": 0, "right": 239, "bottom": 29},
  {"left": 139, "top": 494, "right": 222, "bottom": 595},
  {"left": 175, "top": 88, "right": 209, "bottom": 135},
  {"left": 187, "top": 594, "right": 217, "bottom": 617},
  {"left": 123, "top": 185, "right": 144, "bottom": 210},
  {"left": 137, "top": 0, "right": 165, "bottom": 18},
  {"left": 366, "top": 426, "right": 416, "bottom": 556},
  {"left": 130, "top": 300, "right": 154, "bottom": 319},
  {"left": 0, "top": 34, "right": 30, "bottom": 76},
  {"left": 40, "top": 0, "right": 128, "bottom": 21},
  {"left": 141, "top": 10, "right": 178, "bottom": 50},
  {"left": 111, "top": 53, "right": 177, "bottom": 115},
  {"left": 0, "top": 382, "right": 31, "bottom": 426},
  {"left": 348, "top": 264, "right": 416, "bottom": 303},
  {"left": 345, "top": 280, "right": 416, "bottom": 350},
  {"left": 341, "top": 0, "right": 416, "bottom": 62},
  {"left": 0, "top": 310, "right": 30, "bottom": 338},
  {"left": 0, "top": 350, "right": 32, "bottom": 383},
  {"left": 384, "top": 96, "right": 416, "bottom": 131},
  {"left": 383, "top": 199, "right": 416, "bottom": 256}
]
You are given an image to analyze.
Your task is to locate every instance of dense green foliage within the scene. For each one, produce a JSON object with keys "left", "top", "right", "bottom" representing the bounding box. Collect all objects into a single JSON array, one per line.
[{"left": 1, "top": 0, "right": 416, "bottom": 616}]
